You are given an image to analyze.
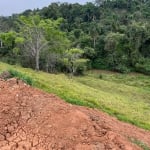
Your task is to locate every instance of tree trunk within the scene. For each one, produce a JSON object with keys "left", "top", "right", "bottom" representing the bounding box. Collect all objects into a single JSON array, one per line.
[
  {"left": 35, "top": 50, "right": 40, "bottom": 71},
  {"left": 0, "top": 40, "right": 3, "bottom": 48},
  {"left": 93, "top": 37, "right": 96, "bottom": 48}
]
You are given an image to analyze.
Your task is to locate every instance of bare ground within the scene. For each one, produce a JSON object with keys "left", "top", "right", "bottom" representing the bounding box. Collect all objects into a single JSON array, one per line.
[{"left": 0, "top": 78, "right": 150, "bottom": 150}]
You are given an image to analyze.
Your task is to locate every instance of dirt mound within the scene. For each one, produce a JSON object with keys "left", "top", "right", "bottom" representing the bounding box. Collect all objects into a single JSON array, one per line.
[
  {"left": 0, "top": 78, "right": 150, "bottom": 150},
  {"left": 0, "top": 71, "right": 11, "bottom": 80}
]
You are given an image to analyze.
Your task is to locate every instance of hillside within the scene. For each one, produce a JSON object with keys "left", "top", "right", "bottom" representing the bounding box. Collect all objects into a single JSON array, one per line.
[
  {"left": 0, "top": 0, "right": 150, "bottom": 149},
  {"left": 0, "top": 78, "right": 150, "bottom": 149},
  {"left": 0, "top": 62, "right": 150, "bottom": 132}
]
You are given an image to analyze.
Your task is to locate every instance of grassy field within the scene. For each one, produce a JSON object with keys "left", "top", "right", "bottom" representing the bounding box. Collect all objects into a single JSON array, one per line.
[{"left": 0, "top": 62, "right": 150, "bottom": 130}]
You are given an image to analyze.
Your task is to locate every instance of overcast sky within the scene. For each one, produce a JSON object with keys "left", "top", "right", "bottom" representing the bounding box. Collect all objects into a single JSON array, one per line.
[{"left": 0, "top": 0, "right": 93, "bottom": 16}]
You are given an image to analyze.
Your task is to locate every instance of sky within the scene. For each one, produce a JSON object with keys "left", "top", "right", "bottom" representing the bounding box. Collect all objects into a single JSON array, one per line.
[{"left": 0, "top": 0, "right": 93, "bottom": 16}]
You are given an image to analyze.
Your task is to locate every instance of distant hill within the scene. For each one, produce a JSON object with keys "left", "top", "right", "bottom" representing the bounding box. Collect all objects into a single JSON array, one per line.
[{"left": 0, "top": 0, "right": 150, "bottom": 74}]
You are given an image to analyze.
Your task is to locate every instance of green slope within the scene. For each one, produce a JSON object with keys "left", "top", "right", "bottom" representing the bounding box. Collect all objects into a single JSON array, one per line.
[{"left": 0, "top": 62, "right": 150, "bottom": 130}]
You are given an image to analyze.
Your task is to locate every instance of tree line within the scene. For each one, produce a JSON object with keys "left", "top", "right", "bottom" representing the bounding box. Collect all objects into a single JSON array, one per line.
[{"left": 0, "top": 0, "right": 150, "bottom": 75}]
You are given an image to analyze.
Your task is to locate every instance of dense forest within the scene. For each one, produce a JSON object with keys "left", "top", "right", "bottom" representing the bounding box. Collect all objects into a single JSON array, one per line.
[{"left": 0, "top": 0, "right": 150, "bottom": 75}]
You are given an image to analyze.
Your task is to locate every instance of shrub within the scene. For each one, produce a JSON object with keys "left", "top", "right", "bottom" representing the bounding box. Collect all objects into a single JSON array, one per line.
[
  {"left": 115, "top": 64, "right": 130, "bottom": 73},
  {"left": 99, "top": 74, "right": 103, "bottom": 79},
  {"left": 135, "top": 62, "right": 150, "bottom": 75},
  {"left": 92, "top": 58, "right": 108, "bottom": 70}
]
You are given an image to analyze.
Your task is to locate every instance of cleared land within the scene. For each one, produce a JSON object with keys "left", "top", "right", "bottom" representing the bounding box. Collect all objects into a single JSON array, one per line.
[
  {"left": 0, "top": 78, "right": 150, "bottom": 149},
  {"left": 0, "top": 62, "right": 150, "bottom": 130}
]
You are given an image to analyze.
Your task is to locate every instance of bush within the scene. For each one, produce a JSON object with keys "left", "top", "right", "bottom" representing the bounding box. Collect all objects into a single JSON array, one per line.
[
  {"left": 135, "top": 63, "right": 150, "bottom": 75},
  {"left": 115, "top": 64, "right": 130, "bottom": 73},
  {"left": 99, "top": 74, "right": 103, "bottom": 79},
  {"left": 75, "top": 62, "right": 88, "bottom": 75},
  {"left": 8, "top": 69, "right": 33, "bottom": 85},
  {"left": 92, "top": 58, "right": 108, "bottom": 70},
  {"left": 0, "top": 56, "right": 17, "bottom": 65},
  {"left": 135, "top": 58, "right": 150, "bottom": 75}
]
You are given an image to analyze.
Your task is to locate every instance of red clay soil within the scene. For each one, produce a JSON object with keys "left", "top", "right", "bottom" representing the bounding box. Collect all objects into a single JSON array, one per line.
[{"left": 0, "top": 78, "right": 150, "bottom": 150}]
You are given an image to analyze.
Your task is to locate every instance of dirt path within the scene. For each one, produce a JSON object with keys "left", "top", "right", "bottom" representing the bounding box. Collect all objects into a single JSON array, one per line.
[{"left": 0, "top": 78, "right": 150, "bottom": 150}]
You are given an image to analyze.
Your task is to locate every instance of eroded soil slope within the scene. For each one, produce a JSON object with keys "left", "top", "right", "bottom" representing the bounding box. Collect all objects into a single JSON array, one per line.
[{"left": 0, "top": 78, "right": 150, "bottom": 150}]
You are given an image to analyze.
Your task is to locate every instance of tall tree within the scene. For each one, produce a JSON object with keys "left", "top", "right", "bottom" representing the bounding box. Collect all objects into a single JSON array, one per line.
[
  {"left": 17, "top": 15, "right": 69, "bottom": 71},
  {"left": 63, "top": 48, "right": 88, "bottom": 75},
  {"left": 0, "top": 31, "right": 16, "bottom": 58}
]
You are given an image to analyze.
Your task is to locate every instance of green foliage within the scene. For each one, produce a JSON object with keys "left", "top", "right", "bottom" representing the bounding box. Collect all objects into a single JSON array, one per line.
[
  {"left": 0, "top": 31, "right": 16, "bottom": 46},
  {"left": 104, "top": 32, "right": 128, "bottom": 71},
  {"left": 99, "top": 74, "right": 103, "bottom": 79},
  {"left": 135, "top": 58, "right": 150, "bottom": 75},
  {"left": 115, "top": 64, "right": 130, "bottom": 73},
  {"left": 1, "top": 0, "right": 150, "bottom": 74},
  {"left": 63, "top": 48, "right": 88, "bottom": 75},
  {"left": 130, "top": 138, "right": 150, "bottom": 150},
  {"left": 14, "top": 15, "right": 70, "bottom": 71},
  {"left": 8, "top": 69, "right": 33, "bottom": 85},
  {"left": 92, "top": 58, "right": 108, "bottom": 70},
  {"left": 83, "top": 47, "right": 96, "bottom": 59},
  {"left": 0, "top": 31, "right": 17, "bottom": 55}
]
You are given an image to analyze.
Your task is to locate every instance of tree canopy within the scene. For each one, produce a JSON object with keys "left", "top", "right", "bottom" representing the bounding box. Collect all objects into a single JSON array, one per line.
[{"left": 0, "top": 0, "right": 150, "bottom": 74}]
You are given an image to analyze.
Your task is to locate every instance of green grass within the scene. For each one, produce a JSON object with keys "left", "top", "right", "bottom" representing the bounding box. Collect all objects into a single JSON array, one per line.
[
  {"left": 129, "top": 138, "right": 150, "bottom": 150},
  {"left": 88, "top": 70, "right": 150, "bottom": 91},
  {"left": 0, "top": 62, "right": 150, "bottom": 130},
  {"left": 8, "top": 69, "right": 33, "bottom": 85}
]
